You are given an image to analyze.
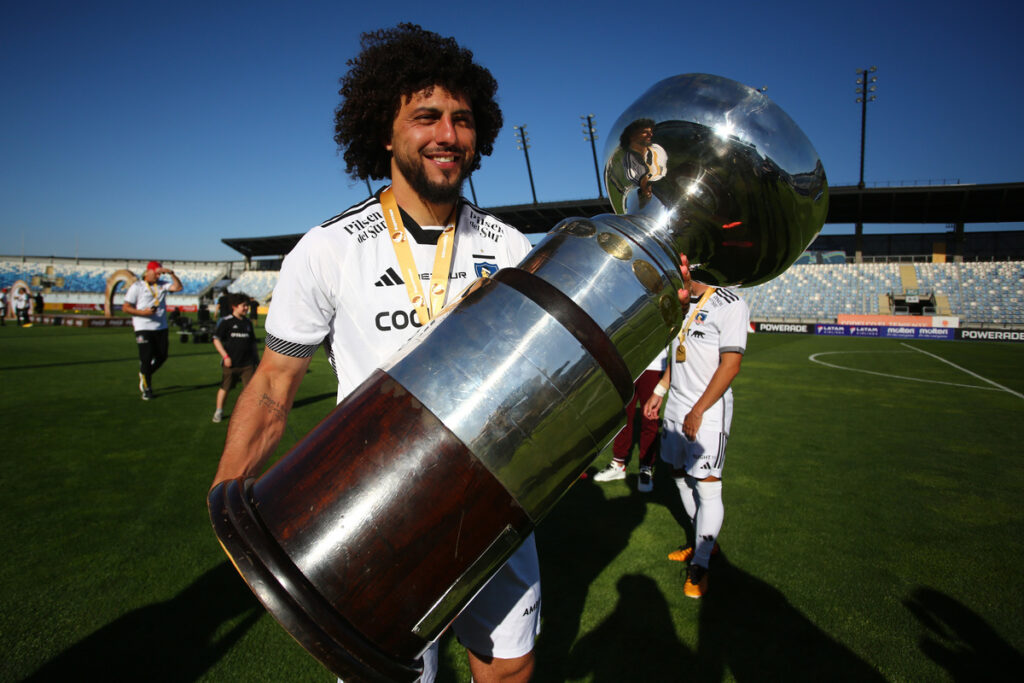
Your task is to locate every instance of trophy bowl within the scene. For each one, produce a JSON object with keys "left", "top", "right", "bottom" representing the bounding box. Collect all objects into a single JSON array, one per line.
[{"left": 603, "top": 73, "right": 828, "bottom": 287}]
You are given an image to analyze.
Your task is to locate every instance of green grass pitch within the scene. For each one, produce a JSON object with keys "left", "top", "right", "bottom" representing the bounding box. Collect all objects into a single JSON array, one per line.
[{"left": 1, "top": 323, "right": 1021, "bottom": 681}]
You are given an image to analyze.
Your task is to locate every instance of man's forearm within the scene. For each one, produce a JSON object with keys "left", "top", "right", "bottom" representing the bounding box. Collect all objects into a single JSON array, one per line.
[
  {"left": 210, "top": 350, "right": 309, "bottom": 488},
  {"left": 166, "top": 270, "right": 183, "bottom": 292},
  {"left": 212, "top": 382, "right": 289, "bottom": 486},
  {"left": 122, "top": 303, "right": 145, "bottom": 315},
  {"left": 212, "top": 337, "right": 229, "bottom": 361}
]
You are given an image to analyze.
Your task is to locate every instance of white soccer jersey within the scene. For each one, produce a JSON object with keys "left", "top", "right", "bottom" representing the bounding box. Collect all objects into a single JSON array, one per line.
[
  {"left": 266, "top": 190, "right": 533, "bottom": 400},
  {"left": 664, "top": 287, "right": 749, "bottom": 425},
  {"left": 123, "top": 280, "right": 173, "bottom": 331},
  {"left": 646, "top": 348, "right": 668, "bottom": 373}
]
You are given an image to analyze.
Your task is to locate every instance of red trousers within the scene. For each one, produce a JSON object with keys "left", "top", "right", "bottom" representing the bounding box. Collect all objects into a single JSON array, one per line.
[{"left": 611, "top": 369, "right": 662, "bottom": 466}]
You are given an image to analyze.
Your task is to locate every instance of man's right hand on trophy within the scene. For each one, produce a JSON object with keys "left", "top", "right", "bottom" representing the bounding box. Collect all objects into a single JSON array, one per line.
[{"left": 678, "top": 253, "right": 692, "bottom": 311}]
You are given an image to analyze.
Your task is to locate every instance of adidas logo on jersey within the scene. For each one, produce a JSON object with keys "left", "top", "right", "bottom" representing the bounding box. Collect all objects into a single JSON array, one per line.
[
  {"left": 375, "top": 267, "right": 471, "bottom": 287},
  {"left": 700, "top": 462, "right": 712, "bottom": 470},
  {"left": 374, "top": 267, "right": 403, "bottom": 287}
]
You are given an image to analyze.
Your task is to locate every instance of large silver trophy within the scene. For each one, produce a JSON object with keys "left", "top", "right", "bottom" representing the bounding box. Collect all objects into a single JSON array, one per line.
[{"left": 209, "top": 73, "right": 827, "bottom": 681}]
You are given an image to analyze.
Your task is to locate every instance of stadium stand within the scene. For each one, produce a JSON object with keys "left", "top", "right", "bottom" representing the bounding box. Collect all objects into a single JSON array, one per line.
[
  {"left": 744, "top": 260, "right": 1024, "bottom": 325},
  {"left": 744, "top": 262, "right": 897, "bottom": 320},
  {"left": 227, "top": 270, "right": 279, "bottom": 303},
  {"left": 0, "top": 257, "right": 230, "bottom": 312},
  {"left": 4, "top": 255, "right": 1022, "bottom": 326},
  {"left": 0, "top": 259, "right": 225, "bottom": 295}
]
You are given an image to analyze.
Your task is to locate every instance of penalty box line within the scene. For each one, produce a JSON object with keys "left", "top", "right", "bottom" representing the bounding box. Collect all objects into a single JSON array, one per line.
[{"left": 901, "top": 342, "right": 1024, "bottom": 401}]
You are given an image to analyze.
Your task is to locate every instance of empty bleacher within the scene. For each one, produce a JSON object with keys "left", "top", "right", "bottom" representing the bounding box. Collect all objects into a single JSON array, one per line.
[
  {"left": 227, "top": 270, "right": 279, "bottom": 303},
  {"left": 743, "top": 262, "right": 901, "bottom": 320},
  {"left": 743, "top": 260, "right": 1024, "bottom": 325},
  {"left": 0, "top": 259, "right": 225, "bottom": 296},
  {"left": 914, "top": 261, "right": 1024, "bottom": 325}
]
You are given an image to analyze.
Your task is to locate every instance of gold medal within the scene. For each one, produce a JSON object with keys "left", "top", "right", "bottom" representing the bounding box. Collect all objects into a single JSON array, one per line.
[{"left": 676, "top": 345, "right": 686, "bottom": 362}]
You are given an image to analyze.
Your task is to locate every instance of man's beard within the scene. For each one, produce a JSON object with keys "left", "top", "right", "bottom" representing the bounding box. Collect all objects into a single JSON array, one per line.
[{"left": 394, "top": 151, "right": 470, "bottom": 207}]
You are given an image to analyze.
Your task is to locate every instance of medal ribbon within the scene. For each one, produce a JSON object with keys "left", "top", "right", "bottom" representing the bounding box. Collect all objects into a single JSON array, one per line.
[
  {"left": 676, "top": 286, "right": 716, "bottom": 362},
  {"left": 380, "top": 187, "right": 456, "bottom": 326},
  {"left": 145, "top": 281, "right": 162, "bottom": 311}
]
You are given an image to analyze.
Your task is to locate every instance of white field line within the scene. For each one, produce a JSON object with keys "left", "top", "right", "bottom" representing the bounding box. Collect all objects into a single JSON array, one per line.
[
  {"left": 808, "top": 350, "right": 1008, "bottom": 393},
  {"left": 900, "top": 342, "right": 1024, "bottom": 400}
]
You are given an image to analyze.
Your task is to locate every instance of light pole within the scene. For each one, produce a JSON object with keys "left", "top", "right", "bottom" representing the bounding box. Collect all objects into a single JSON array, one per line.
[
  {"left": 854, "top": 66, "right": 878, "bottom": 263},
  {"left": 580, "top": 114, "right": 602, "bottom": 198},
  {"left": 513, "top": 124, "right": 538, "bottom": 204},
  {"left": 855, "top": 66, "right": 877, "bottom": 190}
]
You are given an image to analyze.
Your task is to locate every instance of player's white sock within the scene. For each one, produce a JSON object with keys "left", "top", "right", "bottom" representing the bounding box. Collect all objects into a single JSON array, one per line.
[
  {"left": 674, "top": 474, "right": 697, "bottom": 526},
  {"left": 693, "top": 479, "right": 723, "bottom": 567}
]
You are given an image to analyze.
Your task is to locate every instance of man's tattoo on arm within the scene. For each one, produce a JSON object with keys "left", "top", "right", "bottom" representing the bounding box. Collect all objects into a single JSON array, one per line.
[{"left": 258, "top": 393, "right": 287, "bottom": 421}]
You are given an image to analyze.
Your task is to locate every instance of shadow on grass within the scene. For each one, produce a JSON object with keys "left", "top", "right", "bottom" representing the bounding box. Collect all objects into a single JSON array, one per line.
[
  {"left": 690, "top": 551, "right": 885, "bottom": 681},
  {"left": 903, "top": 586, "right": 1024, "bottom": 681},
  {"left": 565, "top": 573, "right": 690, "bottom": 681},
  {"left": 24, "top": 562, "right": 262, "bottom": 681},
  {"left": 533, "top": 469, "right": 885, "bottom": 682},
  {"left": 533, "top": 475, "right": 649, "bottom": 681},
  {"left": 293, "top": 392, "right": 339, "bottom": 409},
  {"left": 149, "top": 382, "right": 221, "bottom": 396},
  {"left": 0, "top": 349, "right": 218, "bottom": 371}
]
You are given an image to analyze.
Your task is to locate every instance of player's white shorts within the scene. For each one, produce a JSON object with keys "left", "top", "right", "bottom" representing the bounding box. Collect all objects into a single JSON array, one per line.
[
  {"left": 453, "top": 533, "right": 541, "bottom": 657},
  {"left": 412, "top": 534, "right": 541, "bottom": 681},
  {"left": 660, "top": 418, "right": 728, "bottom": 479}
]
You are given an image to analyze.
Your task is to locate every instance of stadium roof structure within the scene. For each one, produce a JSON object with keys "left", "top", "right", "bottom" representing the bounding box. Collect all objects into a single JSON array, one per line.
[
  {"left": 222, "top": 182, "right": 1024, "bottom": 259},
  {"left": 221, "top": 234, "right": 310, "bottom": 260},
  {"left": 827, "top": 181, "right": 1024, "bottom": 224}
]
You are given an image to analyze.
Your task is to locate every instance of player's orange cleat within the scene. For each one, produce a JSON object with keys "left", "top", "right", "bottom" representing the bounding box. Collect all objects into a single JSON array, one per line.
[
  {"left": 684, "top": 564, "right": 708, "bottom": 598},
  {"left": 667, "top": 542, "right": 720, "bottom": 562}
]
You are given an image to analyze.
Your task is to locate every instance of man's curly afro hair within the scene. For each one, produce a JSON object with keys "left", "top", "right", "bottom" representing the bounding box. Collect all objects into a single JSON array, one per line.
[
  {"left": 619, "top": 118, "right": 656, "bottom": 150},
  {"left": 334, "top": 23, "right": 503, "bottom": 181}
]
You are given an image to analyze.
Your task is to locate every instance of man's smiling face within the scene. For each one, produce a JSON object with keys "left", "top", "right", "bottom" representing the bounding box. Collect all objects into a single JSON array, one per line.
[{"left": 387, "top": 86, "right": 476, "bottom": 208}]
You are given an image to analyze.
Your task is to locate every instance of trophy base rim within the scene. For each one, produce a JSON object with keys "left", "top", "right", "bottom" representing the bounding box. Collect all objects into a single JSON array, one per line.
[{"left": 209, "top": 478, "right": 423, "bottom": 683}]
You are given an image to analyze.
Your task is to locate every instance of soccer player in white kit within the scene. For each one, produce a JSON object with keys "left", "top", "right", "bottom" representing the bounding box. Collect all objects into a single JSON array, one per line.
[
  {"left": 211, "top": 24, "right": 539, "bottom": 683},
  {"left": 644, "top": 258, "right": 749, "bottom": 598},
  {"left": 122, "top": 261, "right": 183, "bottom": 399}
]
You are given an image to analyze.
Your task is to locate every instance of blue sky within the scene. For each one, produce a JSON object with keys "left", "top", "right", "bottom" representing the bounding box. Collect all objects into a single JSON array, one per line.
[{"left": 2, "top": 0, "right": 1021, "bottom": 261}]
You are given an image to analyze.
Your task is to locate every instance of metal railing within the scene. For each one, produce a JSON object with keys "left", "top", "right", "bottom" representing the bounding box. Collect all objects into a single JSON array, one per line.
[{"left": 834, "top": 178, "right": 962, "bottom": 188}]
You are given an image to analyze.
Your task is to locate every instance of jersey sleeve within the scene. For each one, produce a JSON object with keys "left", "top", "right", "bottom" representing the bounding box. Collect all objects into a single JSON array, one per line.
[
  {"left": 509, "top": 228, "right": 532, "bottom": 264},
  {"left": 718, "top": 297, "right": 750, "bottom": 355},
  {"left": 123, "top": 282, "right": 139, "bottom": 306},
  {"left": 264, "top": 227, "right": 339, "bottom": 358},
  {"left": 213, "top": 317, "right": 230, "bottom": 342}
]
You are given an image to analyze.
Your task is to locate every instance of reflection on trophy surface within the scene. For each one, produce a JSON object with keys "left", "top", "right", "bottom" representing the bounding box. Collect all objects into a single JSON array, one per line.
[
  {"left": 208, "top": 73, "right": 828, "bottom": 682},
  {"left": 604, "top": 73, "right": 828, "bottom": 288}
]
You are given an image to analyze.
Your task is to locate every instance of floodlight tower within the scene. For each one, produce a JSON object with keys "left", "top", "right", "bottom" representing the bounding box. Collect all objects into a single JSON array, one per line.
[
  {"left": 854, "top": 66, "right": 878, "bottom": 262},
  {"left": 513, "top": 124, "right": 538, "bottom": 204},
  {"left": 580, "top": 114, "right": 603, "bottom": 198},
  {"left": 855, "top": 66, "right": 878, "bottom": 190}
]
